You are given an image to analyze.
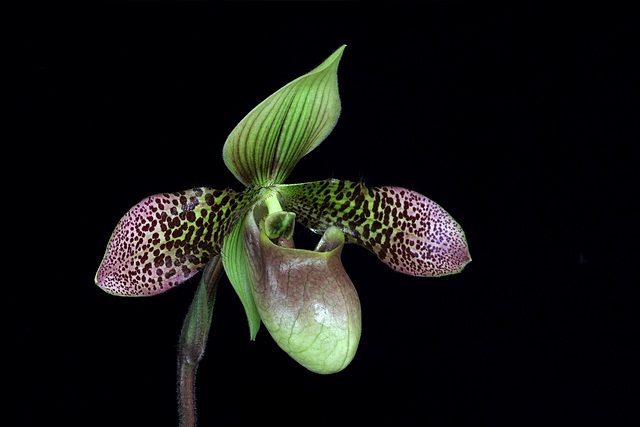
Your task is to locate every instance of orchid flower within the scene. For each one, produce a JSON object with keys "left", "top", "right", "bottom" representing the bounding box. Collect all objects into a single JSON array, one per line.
[{"left": 95, "top": 45, "right": 470, "bottom": 425}]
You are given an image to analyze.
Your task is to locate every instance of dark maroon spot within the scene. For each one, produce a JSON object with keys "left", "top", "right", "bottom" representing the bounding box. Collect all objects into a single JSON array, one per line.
[{"left": 154, "top": 254, "right": 164, "bottom": 267}]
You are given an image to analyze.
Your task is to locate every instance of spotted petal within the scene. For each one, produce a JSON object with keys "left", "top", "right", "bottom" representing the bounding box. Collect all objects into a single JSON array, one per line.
[
  {"left": 279, "top": 180, "right": 471, "bottom": 277},
  {"left": 223, "top": 45, "right": 344, "bottom": 187},
  {"left": 95, "top": 187, "right": 257, "bottom": 296}
]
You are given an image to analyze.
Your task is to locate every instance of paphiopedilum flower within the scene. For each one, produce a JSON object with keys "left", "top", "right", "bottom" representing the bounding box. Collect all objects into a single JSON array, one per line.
[{"left": 96, "top": 46, "right": 470, "bottom": 382}]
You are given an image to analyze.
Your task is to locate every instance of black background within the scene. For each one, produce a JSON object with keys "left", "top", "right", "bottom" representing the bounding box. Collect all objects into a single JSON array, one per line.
[{"left": 21, "top": 3, "right": 638, "bottom": 426}]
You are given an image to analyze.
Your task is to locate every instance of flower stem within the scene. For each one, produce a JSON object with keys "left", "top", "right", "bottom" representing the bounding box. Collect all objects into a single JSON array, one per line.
[
  {"left": 178, "top": 361, "right": 197, "bottom": 427},
  {"left": 178, "top": 256, "right": 223, "bottom": 427}
]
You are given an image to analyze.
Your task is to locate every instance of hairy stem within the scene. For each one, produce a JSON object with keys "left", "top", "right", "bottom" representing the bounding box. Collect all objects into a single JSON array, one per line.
[
  {"left": 178, "top": 362, "right": 197, "bottom": 427},
  {"left": 178, "top": 256, "right": 223, "bottom": 427}
]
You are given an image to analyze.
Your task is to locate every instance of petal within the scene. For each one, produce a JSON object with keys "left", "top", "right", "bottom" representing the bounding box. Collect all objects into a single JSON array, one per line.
[
  {"left": 243, "top": 208, "right": 361, "bottom": 374},
  {"left": 221, "top": 214, "right": 262, "bottom": 340},
  {"left": 223, "top": 45, "right": 345, "bottom": 187},
  {"left": 279, "top": 180, "right": 471, "bottom": 277},
  {"left": 95, "top": 187, "right": 256, "bottom": 296}
]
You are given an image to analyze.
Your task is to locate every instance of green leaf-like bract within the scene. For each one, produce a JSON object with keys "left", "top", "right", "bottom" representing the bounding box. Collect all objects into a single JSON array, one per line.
[
  {"left": 223, "top": 46, "right": 344, "bottom": 187},
  {"left": 279, "top": 179, "right": 471, "bottom": 277},
  {"left": 179, "top": 256, "right": 220, "bottom": 363}
]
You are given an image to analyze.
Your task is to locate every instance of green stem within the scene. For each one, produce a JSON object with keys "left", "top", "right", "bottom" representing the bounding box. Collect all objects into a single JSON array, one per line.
[
  {"left": 264, "top": 191, "right": 283, "bottom": 214},
  {"left": 178, "top": 256, "right": 223, "bottom": 427}
]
